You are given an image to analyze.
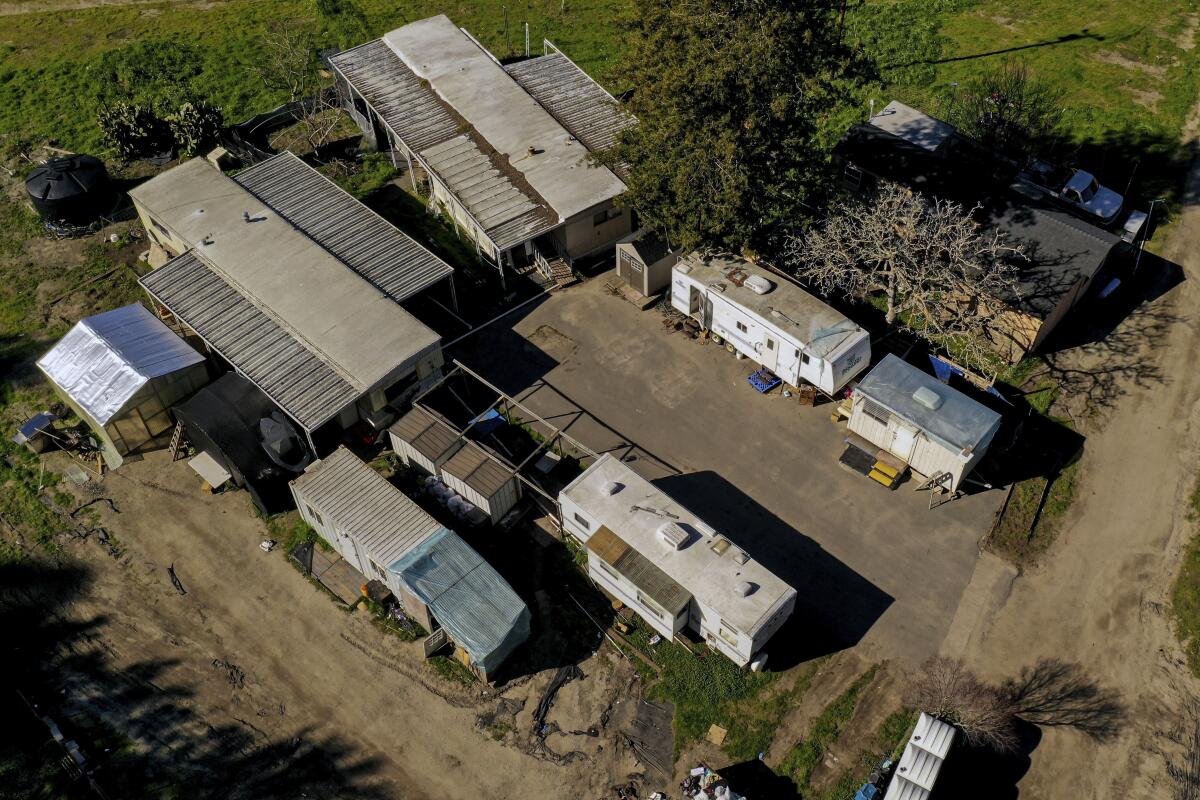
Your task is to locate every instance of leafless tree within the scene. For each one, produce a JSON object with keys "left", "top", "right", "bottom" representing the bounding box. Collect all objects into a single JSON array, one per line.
[
  {"left": 787, "top": 181, "right": 1026, "bottom": 375},
  {"left": 942, "top": 59, "right": 1066, "bottom": 165},
  {"left": 246, "top": 20, "right": 341, "bottom": 154},
  {"left": 909, "top": 657, "right": 1019, "bottom": 752}
]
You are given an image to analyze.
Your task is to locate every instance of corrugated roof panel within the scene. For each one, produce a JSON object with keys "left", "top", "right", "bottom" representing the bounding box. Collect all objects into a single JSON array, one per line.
[
  {"left": 328, "top": 39, "right": 461, "bottom": 153},
  {"left": 291, "top": 447, "right": 444, "bottom": 566},
  {"left": 233, "top": 153, "right": 453, "bottom": 303},
  {"left": 140, "top": 252, "right": 358, "bottom": 430},
  {"left": 37, "top": 304, "right": 205, "bottom": 425},
  {"left": 587, "top": 526, "right": 691, "bottom": 615},
  {"left": 441, "top": 441, "right": 513, "bottom": 499},
  {"left": 392, "top": 528, "right": 530, "bottom": 673},
  {"left": 390, "top": 406, "right": 463, "bottom": 463}
]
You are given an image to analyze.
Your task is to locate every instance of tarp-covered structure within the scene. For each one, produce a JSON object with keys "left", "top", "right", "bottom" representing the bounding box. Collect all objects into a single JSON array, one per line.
[
  {"left": 37, "top": 304, "right": 208, "bottom": 468},
  {"left": 174, "top": 372, "right": 310, "bottom": 514},
  {"left": 392, "top": 528, "right": 530, "bottom": 680}
]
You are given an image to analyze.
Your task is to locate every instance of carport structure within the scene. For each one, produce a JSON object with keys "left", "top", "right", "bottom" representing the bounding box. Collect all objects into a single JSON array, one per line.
[{"left": 406, "top": 359, "right": 603, "bottom": 527}]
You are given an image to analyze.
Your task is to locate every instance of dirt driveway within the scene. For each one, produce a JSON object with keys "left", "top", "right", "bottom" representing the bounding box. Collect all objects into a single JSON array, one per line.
[
  {"left": 941, "top": 128, "right": 1200, "bottom": 794},
  {"left": 452, "top": 286, "right": 1002, "bottom": 666},
  {"left": 42, "top": 452, "right": 651, "bottom": 799}
]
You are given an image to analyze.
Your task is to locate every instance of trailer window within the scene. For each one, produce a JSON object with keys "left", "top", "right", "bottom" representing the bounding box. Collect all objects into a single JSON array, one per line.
[
  {"left": 573, "top": 512, "right": 591, "bottom": 530},
  {"left": 862, "top": 398, "right": 891, "bottom": 425},
  {"left": 800, "top": 352, "right": 810, "bottom": 365},
  {"left": 736, "top": 321, "right": 747, "bottom": 333},
  {"left": 637, "top": 591, "right": 666, "bottom": 620},
  {"left": 595, "top": 559, "right": 620, "bottom": 581},
  {"left": 305, "top": 505, "right": 323, "bottom": 526}
]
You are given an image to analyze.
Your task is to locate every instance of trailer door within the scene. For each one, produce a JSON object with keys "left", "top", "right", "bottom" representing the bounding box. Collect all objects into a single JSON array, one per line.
[{"left": 762, "top": 334, "right": 779, "bottom": 371}]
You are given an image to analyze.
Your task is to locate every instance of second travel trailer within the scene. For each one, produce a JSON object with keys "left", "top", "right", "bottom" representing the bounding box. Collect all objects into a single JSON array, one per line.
[{"left": 670, "top": 253, "right": 871, "bottom": 395}]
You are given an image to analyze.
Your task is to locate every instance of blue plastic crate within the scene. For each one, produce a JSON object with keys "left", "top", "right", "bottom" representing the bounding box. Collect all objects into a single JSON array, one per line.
[{"left": 747, "top": 368, "right": 781, "bottom": 394}]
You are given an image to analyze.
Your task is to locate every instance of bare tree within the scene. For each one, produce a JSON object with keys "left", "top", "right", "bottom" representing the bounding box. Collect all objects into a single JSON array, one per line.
[
  {"left": 909, "top": 657, "right": 1019, "bottom": 752},
  {"left": 246, "top": 20, "right": 341, "bottom": 154},
  {"left": 787, "top": 181, "right": 1025, "bottom": 375}
]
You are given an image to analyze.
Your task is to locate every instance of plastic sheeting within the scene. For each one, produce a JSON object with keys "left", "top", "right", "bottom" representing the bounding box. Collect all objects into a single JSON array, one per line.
[
  {"left": 391, "top": 528, "right": 530, "bottom": 677},
  {"left": 37, "top": 304, "right": 204, "bottom": 425}
]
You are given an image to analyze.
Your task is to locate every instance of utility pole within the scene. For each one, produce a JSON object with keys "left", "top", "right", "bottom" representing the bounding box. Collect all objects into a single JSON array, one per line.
[
  {"left": 503, "top": 6, "right": 509, "bottom": 53},
  {"left": 525, "top": 22, "right": 530, "bottom": 57}
]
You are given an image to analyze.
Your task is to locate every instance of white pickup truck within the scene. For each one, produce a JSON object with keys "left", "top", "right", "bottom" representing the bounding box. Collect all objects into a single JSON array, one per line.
[{"left": 1013, "top": 161, "right": 1147, "bottom": 241}]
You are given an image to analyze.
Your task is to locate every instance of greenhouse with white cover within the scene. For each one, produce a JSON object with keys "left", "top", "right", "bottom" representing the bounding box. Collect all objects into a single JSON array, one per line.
[{"left": 37, "top": 304, "right": 209, "bottom": 468}]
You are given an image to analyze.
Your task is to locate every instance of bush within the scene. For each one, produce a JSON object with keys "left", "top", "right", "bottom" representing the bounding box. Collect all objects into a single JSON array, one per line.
[
  {"left": 167, "top": 101, "right": 224, "bottom": 157},
  {"left": 97, "top": 102, "right": 171, "bottom": 162}
]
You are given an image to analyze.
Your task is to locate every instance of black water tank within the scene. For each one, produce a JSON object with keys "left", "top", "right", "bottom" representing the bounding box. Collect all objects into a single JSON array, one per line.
[{"left": 25, "top": 154, "right": 113, "bottom": 224}]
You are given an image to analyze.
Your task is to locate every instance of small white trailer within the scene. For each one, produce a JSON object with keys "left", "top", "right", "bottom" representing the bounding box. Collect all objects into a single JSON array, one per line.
[{"left": 670, "top": 253, "right": 871, "bottom": 395}]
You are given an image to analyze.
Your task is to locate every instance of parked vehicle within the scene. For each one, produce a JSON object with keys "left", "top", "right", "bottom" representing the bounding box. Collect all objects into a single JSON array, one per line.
[{"left": 1014, "top": 160, "right": 1147, "bottom": 241}]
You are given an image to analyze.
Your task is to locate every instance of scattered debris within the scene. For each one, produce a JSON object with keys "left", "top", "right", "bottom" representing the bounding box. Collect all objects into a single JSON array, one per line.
[
  {"left": 259, "top": 539, "right": 276, "bottom": 552},
  {"left": 212, "top": 658, "right": 246, "bottom": 689},
  {"left": 706, "top": 723, "right": 728, "bottom": 746},
  {"left": 167, "top": 563, "right": 186, "bottom": 596}
]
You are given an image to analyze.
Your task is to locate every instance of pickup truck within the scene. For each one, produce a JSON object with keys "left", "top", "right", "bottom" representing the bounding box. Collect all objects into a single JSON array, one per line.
[{"left": 1012, "top": 161, "right": 1147, "bottom": 241}]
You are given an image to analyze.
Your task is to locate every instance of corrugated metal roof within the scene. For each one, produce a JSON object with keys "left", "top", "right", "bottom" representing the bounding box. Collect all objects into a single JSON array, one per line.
[
  {"left": 855, "top": 354, "right": 1001, "bottom": 452},
  {"left": 884, "top": 713, "right": 955, "bottom": 800},
  {"left": 441, "top": 440, "right": 513, "bottom": 499},
  {"left": 291, "top": 446, "right": 445, "bottom": 567},
  {"left": 504, "top": 51, "right": 633, "bottom": 177},
  {"left": 390, "top": 406, "right": 463, "bottom": 463},
  {"left": 140, "top": 251, "right": 359, "bottom": 430},
  {"left": 420, "top": 134, "right": 559, "bottom": 251},
  {"left": 328, "top": 39, "right": 461, "bottom": 153},
  {"left": 37, "top": 304, "right": 205, "bottom": 425},
  {"left": 233, "top": 152, "right": 453, "bottom": 303},
  {"left": 587, "top": 525, "right": 691, "bottom": 615},
  {"left": 392, "top": 527, "right": 531, "bottom": 673}
]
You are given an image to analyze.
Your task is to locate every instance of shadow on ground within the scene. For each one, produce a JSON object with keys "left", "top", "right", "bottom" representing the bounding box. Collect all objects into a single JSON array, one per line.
[
  {"left": 655, "top": 471, "right": 894, "bottom": 670},
  {"left": 0, "top": 558, "right": 387, "bottom": 799}
]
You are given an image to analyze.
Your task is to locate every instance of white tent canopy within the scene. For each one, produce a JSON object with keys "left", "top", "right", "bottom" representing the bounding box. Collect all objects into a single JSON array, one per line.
[{"left": 38, "top": 304, "right": 205, "bottom": 425}]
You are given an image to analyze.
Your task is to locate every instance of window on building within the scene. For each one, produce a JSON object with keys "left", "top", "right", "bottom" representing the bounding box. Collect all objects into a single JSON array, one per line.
[
  {"left": 636, "top": 591, "right": 666, "bottom": 619},
  {"left": 592, "top": 207, "right": 622, "bottom": 226},
  {"left": 573, "top": 512, "right": 591, "bottom": 530},
  {"left": 718, "top": 623, "right": 739, "bottom": 648},
  {"left": 149, "top": 217, "right": 171, "bottom": 238},
  {"left": 801, "top": 352, "right": 811, "bottom": 365},
  {"left": 595, "top": 560, "right": 620, "bottom": 581},
  {"left": 766, "top": 340, "right": 775, "bottom": 351},
  {"left": 353, "top": 96, "right": 368, "bottom": 117},
  {"left": 306, "top": 505, "right": 323, "bottom": 526},
  {"left": 736, "top": 321, "right": 747, "bottom": 333}
]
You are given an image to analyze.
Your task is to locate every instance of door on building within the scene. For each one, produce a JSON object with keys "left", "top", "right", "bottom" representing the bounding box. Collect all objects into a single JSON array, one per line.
[
  {"left": 762, "top": 335, "right": 779, "bottom": 371},
  {"left": 688, "top": 286, "right": 703, "bottom": 319},
  {"left": 889, "top": 423, "right": 919, "bottom": 462}
]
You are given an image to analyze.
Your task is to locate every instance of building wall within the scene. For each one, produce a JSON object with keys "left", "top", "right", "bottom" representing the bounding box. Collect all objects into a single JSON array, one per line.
[
  {"left": 559, "top": 493, "right": 597, "bottom": 543},
  {"left": 847, "top": 394, "right": 970, "bottom": 489},
  {"left": 586, "top": 555, "right": 688, "bottom": 640},
  {"left": 560, "top": 201, "right": 633, "bottom": 261},
  {"left": 428, "top": 177, "right": 500, "bottom": 263},
  {"left": 441, "top": 470, "right": 522, "bottom": 524},
  {"left": 132, "top": 200, "right": 189, "bottom": 266},
  {"left": 616, "top": 243, "right": 678, "bottom": 296}
]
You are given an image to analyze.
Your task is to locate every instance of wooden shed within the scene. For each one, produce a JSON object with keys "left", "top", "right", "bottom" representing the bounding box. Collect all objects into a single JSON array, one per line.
[
  {"left": 440, "top": 440, "right": 522, "bottom": 524},
  {"left": 389, "top": 406, "right": 463, "bottom": 475},
  {"left": 615, "top": 231, "right": 678, "bottom": 297}
]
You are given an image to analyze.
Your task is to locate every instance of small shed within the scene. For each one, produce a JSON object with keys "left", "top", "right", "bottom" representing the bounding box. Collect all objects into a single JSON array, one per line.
[
  {"left": 37, "top": 304, "right": 208, "bottom": 468},
  {"left": 290, "top": 446, "right": 447, "bottom": 627},
  {"left": 389, "top": 406, "right": 463, "bottom": 475},
  {"left": 615, "top": 231, "right": 679, "bottom": 297},
  {"left": 847, "top": 354, "right": 1002, "bottom": 492},
  {"left": 392, "top": 527, "right": 531, "bottom": 681},
  {"left": 439, "top": 440, "right": 522, "bottom": 525},
  {"left": 884, "top": 712, "right": 955, "bottom": 800}
]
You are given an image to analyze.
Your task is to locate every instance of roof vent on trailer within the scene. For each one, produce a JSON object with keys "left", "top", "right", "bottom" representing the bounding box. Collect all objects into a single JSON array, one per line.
[
  {"left": 658, "top": 522, "right": 689, "bottom": 550},
  {"left": 733, "top": 550, "right": 750, "bottom": 565},
  {"left": 912, "top": 386, "right": 944, "bottom": 411},
  {"left": 744, "top": 275, "right": 773, "bottom": 295},
  {"left": 736, "top": 581, "right": 755, "bottom": 597},
  {"left": 603, "top": 481, "right": 624, "bottom": 496},
  {"left": 677, "top": 263, "right": 693, "bottom": 275}
]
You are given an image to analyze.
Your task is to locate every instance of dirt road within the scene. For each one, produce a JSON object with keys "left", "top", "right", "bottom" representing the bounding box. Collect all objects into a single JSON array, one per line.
[
  {"left": 47, "top": 455, "right": 643, "bottom": 799},
  {"left": 943, "top": 123, "right": 1200, "bottom": 795}
]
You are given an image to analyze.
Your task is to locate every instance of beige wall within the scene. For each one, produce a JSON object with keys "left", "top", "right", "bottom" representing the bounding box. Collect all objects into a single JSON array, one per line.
[
  {"left": 132, "top": 200, "right": 188, "bottom": 266},
  {"left": 561, "top": 202, "right": 633, "bottom": 260}
]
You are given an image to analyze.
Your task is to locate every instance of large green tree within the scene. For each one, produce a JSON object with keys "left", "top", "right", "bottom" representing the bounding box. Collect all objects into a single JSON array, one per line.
[{"left": 607, "top": 0, "right": 861, "bottom": 253}]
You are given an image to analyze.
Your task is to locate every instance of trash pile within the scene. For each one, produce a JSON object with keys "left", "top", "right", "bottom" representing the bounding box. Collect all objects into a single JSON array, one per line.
[{"left": 679, "top": 763, "right": 744, "bottom": 800}]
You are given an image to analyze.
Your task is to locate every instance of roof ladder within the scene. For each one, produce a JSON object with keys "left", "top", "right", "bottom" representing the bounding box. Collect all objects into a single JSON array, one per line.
[
  {"left": 167, "top": 421, "right": 188, "bottom": 462},
  {"left": 916, "top": 471, "right": 960, "bottom": 510}
]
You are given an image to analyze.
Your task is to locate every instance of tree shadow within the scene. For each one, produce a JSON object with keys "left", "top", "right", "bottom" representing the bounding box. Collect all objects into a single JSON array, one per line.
[
  {"left": 889, "top": 30, "right": 1106, "bottom": 69},
  {"left": 718, "top": 758, "right": 803, "bottom": 799},
  {"left": 1, "top": 558, "right": 388, "bottom": 799},
  {"left": 1001, "top": 658, "right": 1125, "bottom": 742},
  {"left": 934, "top": 718, "right": 1041, "bottom": 800},
  {"left": 654, "top": 471, "right": 894, "bottom": 669}
]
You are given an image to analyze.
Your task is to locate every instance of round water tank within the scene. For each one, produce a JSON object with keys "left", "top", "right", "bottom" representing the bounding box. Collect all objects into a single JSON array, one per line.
[{"left": 25, "top": 154, "right": 113, "bottom": 224}]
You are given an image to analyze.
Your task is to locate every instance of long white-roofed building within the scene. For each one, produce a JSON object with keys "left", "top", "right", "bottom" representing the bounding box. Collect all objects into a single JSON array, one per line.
[
  {"left": 131, "top": 155, "right": 450, "bottom": 452},
  {"left": 329, "top": 15, "right": 635, "bottom": 283}
]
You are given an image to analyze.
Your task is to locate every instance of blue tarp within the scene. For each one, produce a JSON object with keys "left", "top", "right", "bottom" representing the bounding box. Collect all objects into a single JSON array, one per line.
[{"left": 391, "top": 528, "right": 530, "bottom": 676}]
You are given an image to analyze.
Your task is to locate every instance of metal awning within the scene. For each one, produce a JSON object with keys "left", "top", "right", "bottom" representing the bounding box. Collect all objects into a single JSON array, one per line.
[{"left": 188, "top": 450, "right": 231, "bottom": 488}]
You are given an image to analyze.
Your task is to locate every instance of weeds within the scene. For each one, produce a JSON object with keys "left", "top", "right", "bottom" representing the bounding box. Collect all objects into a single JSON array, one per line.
[
  {"left": 428, "top": 654, "right": 477, "bottom": 686},
  {"left": 779, "top": 665, "right": 879, "bottom": 791}
]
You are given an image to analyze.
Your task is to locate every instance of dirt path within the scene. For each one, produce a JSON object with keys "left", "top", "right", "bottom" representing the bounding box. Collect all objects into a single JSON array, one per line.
[
  {"left": 47, "top": 454, "right": 641, "bottom": 799},
  {"left": 0, "top": 0, "right": 195, "bottom": 15},
  {"left": 944, "top": 116, "right": 1200, "bottom": 795}
]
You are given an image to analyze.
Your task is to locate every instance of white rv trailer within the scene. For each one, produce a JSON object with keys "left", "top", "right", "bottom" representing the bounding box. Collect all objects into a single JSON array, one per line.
[{"left": 670, "top": 253, "right": 871, "bottom": 395}]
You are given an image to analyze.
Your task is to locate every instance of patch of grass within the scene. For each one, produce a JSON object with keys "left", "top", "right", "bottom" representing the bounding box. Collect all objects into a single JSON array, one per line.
[
  {"left": 621, "top": 624, "right": 775, "bottom": 752},
  {"left": 428, "top": 653, "right": 477, "bottom": 686},
  {"left": 721, "top": 657, "right": 828, "bottom": 763},
  {"left": 488, "top": 720, "right": 513, "bottom": 741},
  {"left": 364, "top": 597, "right": 426, "bottom": 642},
  {"left": 0, "top": 196, "right": 42, "bottom": 258},
  {"left": 816, "top": 707, "right": 918, "bottom": 800},
  {"left": 1172, "top": 528, "right": 1200, "bottom": 677},
  {"left": 778, "top": 665, "right": 879, "bottom": 791},
  {"left": 988, "top": 458, "right": 1080, "bottom": 565}
]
